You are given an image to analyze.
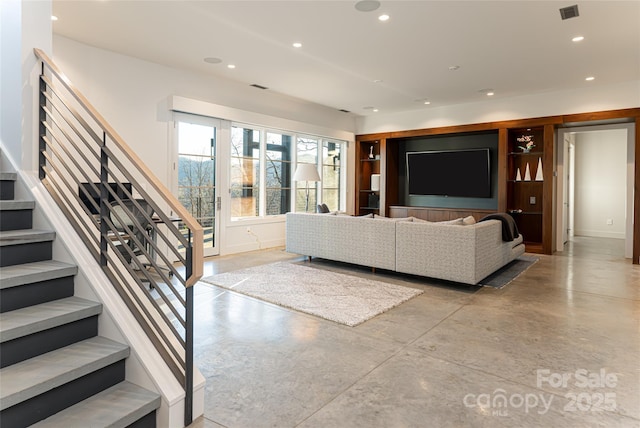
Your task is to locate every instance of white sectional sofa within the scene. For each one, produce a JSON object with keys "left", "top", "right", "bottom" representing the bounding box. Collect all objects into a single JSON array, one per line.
[{"left": 285, "top": 212, "right": 525, "bottom": 285}]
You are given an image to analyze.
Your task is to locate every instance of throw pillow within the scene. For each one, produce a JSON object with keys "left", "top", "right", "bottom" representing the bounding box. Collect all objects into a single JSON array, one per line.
[
  {"left": 359, "top": 213, "right": 374, "bottom": 218},
  {"left": 463, "top": 215, "right": 476, "bottom": 225}
]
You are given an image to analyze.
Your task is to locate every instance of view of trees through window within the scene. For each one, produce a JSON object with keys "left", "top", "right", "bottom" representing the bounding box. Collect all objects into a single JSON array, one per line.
[
  {"left": 177, "top": 121, "right": 216, "bottom": 249},
  {"left": 230, "top": 126, "right": 345, "bottom": 218}
]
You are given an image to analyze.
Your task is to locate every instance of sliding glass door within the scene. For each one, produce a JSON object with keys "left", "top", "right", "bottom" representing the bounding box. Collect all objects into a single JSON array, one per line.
[{"left": 175, "top": 114, "right": 220, "bottom": 257}]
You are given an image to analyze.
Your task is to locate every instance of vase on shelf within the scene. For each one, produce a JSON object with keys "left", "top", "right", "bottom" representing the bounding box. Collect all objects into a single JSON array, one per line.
[
  {"left": 535, "top": 158, "right": 543, "bottom": 181},
  {"left": 515, "top": 167, "right": 522, "bottom": 181},
  {"left": 369, "top": 146, "right": 375, "bottom": 159},
  {"left": 524, "top": 163, "right": 531, "bottom": 181}
]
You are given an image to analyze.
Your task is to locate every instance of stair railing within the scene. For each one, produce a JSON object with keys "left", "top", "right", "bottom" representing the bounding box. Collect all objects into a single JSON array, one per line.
[{"left": 34, "top": 48, "right": 202, "bottom": 426}]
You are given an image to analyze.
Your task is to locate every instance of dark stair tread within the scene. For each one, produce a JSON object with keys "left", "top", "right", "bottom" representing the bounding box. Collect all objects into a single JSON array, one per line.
[
  {"left": 0, "top": 229, "right": 55, "bottom": 246},
  {"left": 0, "top": 200, "right": 35, "bottom": 210},
  {"left": 0, "top": 172, "right": 17, "bottom": 181},
  {"left": 0, "top": 260, "right": 77, "bottom": 289},
  {"left": 0, "top": 297, "right": 101, "bottom": 343},
  {"left": 30, "top": 381, "right": 160, "bottom": 427},
  {"left": 0, "top": 336, "right": 130, "bottom": 410}
]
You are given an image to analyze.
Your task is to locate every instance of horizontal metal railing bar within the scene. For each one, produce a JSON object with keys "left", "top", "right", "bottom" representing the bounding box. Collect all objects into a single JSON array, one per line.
[
  {"left": 41, "top": 81, "right": 104, "bottom": 161},
  {"left": 104, "top": 200, "right": 187, "bottom": 325},
  {"left": 44, "top": 101, "right": 188, "bottom": 334},
  {"left": 41, "top": 75, "right": 105, "bottom": 150},
  {"left": 99, "top": 171, "right": 187, "bottom": 286},
  {"left": 44, "top": 134, "right": 188, "bottom": 339},
  {"left": 35, "top": 48, "right": 203, "bottom": 287},
  {"left": 101, "top": 144, "right": 191, "bottom": 252},
  {"left": 46, "top": 118, "right": 188, "bottom": 327},
  {"left": 102, "top": 216, "right": 187, "bottom": 353},
  {"left": 41, "top": 121, "right": 103, "bottom": 204},
  {"left": 99, "top": 250, "right": 186, "bottom": 383},
  {"left": 41, "top": 171, "right": 101, "bottom": 258},
  {"left": 40, "top": 152, "right": 102, "bottom": 242}
]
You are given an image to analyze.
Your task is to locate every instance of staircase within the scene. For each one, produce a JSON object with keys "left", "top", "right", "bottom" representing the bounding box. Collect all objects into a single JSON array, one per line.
[{"left": 0, "top": 169, "right": 161, "bottom": 427}]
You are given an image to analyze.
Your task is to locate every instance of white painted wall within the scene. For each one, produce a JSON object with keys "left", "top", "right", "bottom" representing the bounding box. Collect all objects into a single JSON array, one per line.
[
  {"left": 1, "top": 0, "right": 52, "bottom": 172},
  {"left": 52, "top": 35, "right": 357, "bottom": 255},
  {"left": 573, "top": 129, "right": 627, "bottom": 239},
  {"left": 356, "top": 80, "right": 640, "bottom": 135}
]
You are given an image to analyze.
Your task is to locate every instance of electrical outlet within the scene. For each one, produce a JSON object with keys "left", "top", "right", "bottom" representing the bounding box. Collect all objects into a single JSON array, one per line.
[
  {"left": 529, "top": 196, "right": 536, "bottom": 205},
  {"left": 246, "top": 227, "right": 251, "bottom": 233},
  {"left": 607, "top": 219, "right": 613, "bottom": 225}
]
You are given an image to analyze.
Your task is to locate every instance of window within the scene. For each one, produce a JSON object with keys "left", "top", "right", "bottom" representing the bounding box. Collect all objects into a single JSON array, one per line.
[
  {"left": 322, "top": 141, "right": 343, "bottom": 212},
  {"left": 230, "top": 123, "right": 347, "bottom": 219},
  {"left": 230, "top": 126, "right": 260, "bottom": 218},
  {"left": 265, "top": 132, "right": 293, "bottom": 215},
  {"left": 295, "top": 136, "right": 319, "bottom": 212}
]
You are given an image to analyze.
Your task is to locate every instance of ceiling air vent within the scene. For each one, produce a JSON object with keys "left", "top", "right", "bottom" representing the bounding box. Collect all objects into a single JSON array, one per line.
[
  {"left": 559, "top": 5, "right": 579, "bottom": 20},
  {"left": 339, "top": 109, "right": 350, "bottom": 113},
  {"left": 250, "top": 84, "right": 268, "bottom": 90}
]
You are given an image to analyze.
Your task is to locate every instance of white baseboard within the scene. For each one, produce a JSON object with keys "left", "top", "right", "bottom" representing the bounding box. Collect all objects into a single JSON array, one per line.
[{"left": 574, "top": 229, "right": 625, "bottom": 240}]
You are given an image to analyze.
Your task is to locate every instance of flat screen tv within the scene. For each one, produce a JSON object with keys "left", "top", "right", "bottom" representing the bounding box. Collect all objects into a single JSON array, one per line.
[{"left": 406, "top": 148, "right": 491, "bottom": 198}]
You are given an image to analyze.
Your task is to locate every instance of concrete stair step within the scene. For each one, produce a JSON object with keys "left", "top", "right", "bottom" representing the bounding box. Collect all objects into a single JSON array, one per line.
[
  {"left": 0, "top": 172, "right": 16, "bottom": 181},
  {"left": 0, "top": 200, "right": 34, "bottom": 210},
  {"left": 31, "top": 381, "right": 160, "bottom": 427},
  {"left": 0, "top": 296, "right": 101, "bottom": 343},
  {"left": 0, "top": 229, "right": 55, "bottom": 246},
  {"left": 0, "top": 229, "right": 55, "bottom": 267},
  {"left": 0, "top": 260, "right": 77, "bottom": 290},
  {"left": 0, "top": 336, "right": 130, "bottom": 411}
]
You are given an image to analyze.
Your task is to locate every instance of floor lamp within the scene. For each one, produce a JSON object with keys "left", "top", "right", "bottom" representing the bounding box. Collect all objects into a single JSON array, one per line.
[{"left": 293, "top": 164, "right": 321, "bottom": 212}]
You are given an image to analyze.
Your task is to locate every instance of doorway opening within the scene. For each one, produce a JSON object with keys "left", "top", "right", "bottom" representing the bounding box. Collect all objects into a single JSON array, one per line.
[{"left": 556, "top": 123, "right": 635, "bottom": 259}]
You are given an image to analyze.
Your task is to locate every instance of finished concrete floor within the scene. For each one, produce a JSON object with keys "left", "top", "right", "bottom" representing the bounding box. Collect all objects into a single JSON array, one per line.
[{"left": 189, "top": 237, "right": 640, "bottom": 428}]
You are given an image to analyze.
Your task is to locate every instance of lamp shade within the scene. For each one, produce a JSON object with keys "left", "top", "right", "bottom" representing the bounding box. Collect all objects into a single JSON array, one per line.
[{"left": 293, "top": 164, "right": 321, "bottom": 182}]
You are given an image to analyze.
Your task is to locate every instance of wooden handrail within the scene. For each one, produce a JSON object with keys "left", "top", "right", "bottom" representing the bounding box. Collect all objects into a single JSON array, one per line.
[{"left": 34, "top": 48, "right": 203, "bottom": 286}]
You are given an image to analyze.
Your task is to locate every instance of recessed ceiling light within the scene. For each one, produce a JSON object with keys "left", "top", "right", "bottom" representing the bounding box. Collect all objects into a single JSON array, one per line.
[
  {"left": 292, "top": 42, "right": 302, "bottom": 48},
  {"left": 479, "top": 88, "right": 494, "bottom": 96},
  {"left": 585, "top": 76, "right": 595, "bottom": 81},
  {"left": 373, "top": 109, "right": 379, "bottom": 112},
  {"left": 448, "top": 65, "right": 460, "bottom": 71},
  {"left": 424, "top": 101, "right": 431, "bottom": 105},
  {"left": 204, "top": 57, "right": 222, "bottom": 64},
  {"left": 378, "top": 14, "right": 390, "bottom": 22},
  {"left": 51, "top": 15, "right": 58, "bottom": 21},
  {"left": 373, "top": 79, "right": 383, "bottom": 84},
  {"left": 355, "top": 0, "right": 380, "bottom": 12},
  {"left": 486, "top": 92, "right": 495, "bottom": 96},
  {"left": 572, "top": 36, "right": 584, "bottom": 42},
  {"left": 227, "top": 64, "right": 236, "bottom": 69}
]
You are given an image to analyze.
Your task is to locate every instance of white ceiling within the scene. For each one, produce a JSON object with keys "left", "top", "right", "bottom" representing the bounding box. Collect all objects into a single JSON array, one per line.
[{"left": 52, "top": 1, "right": 640, "bottom": 117}]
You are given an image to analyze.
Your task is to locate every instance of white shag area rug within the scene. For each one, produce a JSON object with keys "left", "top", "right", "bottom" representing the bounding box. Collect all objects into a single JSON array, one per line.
[{"left": 200, "top": 262, "right": 424, "bottom": 326}]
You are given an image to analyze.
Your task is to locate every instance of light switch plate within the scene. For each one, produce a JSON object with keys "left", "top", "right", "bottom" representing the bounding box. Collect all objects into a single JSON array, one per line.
[{"left": 529, "top": 196, "right": 536, "bottom": 205}]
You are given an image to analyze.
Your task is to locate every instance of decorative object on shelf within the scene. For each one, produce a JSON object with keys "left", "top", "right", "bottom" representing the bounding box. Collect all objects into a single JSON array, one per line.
[
  {"left": 371, "top": 174, "right": 381, "bottom": 191},
  {"left": 535, "top": 158, "right": 543, "bottom": 181},
  {"left": 524, "top": 162, "right": 531, "bottom": 181},
  {"left": 515, "top": 167, "right": 522, "bottom": 181},
  {"left": 369, "top": 146, "right": 375, "bottom": 159},
  {"left": 516, "top": 134, "right": 536, "bottom": 153},
  {"left": 368, "top": 193, "right": 379, "bottom": 209},
  {"left": 293, "top": 163, "right": 321, "bottom": 212}
]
